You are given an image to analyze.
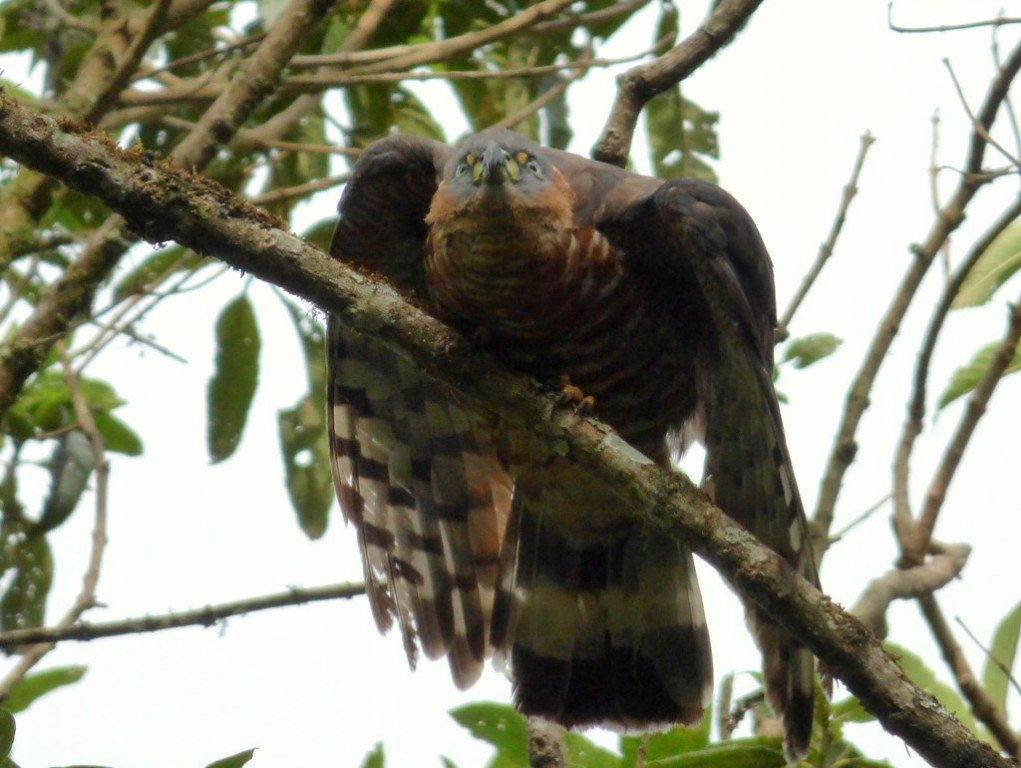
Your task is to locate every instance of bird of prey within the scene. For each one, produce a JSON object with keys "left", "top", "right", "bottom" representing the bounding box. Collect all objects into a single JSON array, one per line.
[{"left": 327, "top": 129, "right": 819, "bottom": 760}]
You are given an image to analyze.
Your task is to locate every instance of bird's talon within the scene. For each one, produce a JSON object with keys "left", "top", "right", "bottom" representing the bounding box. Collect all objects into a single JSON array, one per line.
[{"left": 559, "top": 375, "right": 595, "bottom": 413}]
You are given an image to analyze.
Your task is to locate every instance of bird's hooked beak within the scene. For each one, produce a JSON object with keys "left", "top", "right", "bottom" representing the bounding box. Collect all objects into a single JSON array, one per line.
[{"left": 471, "top": 142, "right": 521, "bottom": 185}]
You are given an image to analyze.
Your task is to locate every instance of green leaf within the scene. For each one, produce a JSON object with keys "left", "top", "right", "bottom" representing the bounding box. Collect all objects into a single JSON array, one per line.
[
  {"left": 203, "top": 748, "right": 257, "bottom": 768},
  {"left": 5, "top": 666, "right": 86, "bottom": 714},
  {"left": 31, "top": 430, "right": 94, "bottom": 537},
  {"left": 0, "top": 532, "right": 53, "bottom": 631},
  {"left": 565, "top": 732, "right": 621, "bottom": 768},
  {"left": 93, "top": 411, "right": 144, "bottom": 456},
  {"left": 0, "top": 710, "right": 13, "bottom": 758},
  {"left": 643, "top": 738, "right": 784, "bottom": 768},
  {"left": 620, "top": 719, "right": 710, "bottom": 765},
  {"left": 886, "top": 642, "right": 980, "bottom": 735},
  {"left": 207, "top": 294, "right": 261, "bottom": 463},
  {"left": 278, "top": 395, "right": 333, "bottom": 539},
  {"left": 782, "top": 332, "right": 843, "bottom": 369},
  {"left": 358, "top": 742, "right": 384, "bottom": 768},
  {"left": 646, "top": 68, "right": 719, "bottom": 184},
  {"left": 952, "top": 221, "right": 1021, "bottom": 308},
  {"left": 278, "top": 302, "right": 332, "bottom": 538},
  {"left": 937, "top": 340, "right": 1021, "bottom": 411},
  {"left": 829, "top": 695, "right": 875, "bottom": 724},
  {"left": 983, "top": 599, "right": 1021, "bottom": 716},
  {"left": 439, "top": 757, "right": 458, "bottom": 768},
  {"left": 449, "top": 702, "right": 529, "bottom": 768}
]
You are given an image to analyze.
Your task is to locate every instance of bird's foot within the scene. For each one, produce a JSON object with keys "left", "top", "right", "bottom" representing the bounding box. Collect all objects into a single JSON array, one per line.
[{"left": 558, "top": 375, "right": 595, "bottom": 413}]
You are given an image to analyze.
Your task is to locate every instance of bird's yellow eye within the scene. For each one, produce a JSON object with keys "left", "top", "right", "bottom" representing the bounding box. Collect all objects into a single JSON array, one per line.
[
  {"left": 465, "top": 153, "right": 476, "bottom": 166},
  {"left": 515, "top": 151, "right": 529, "bottom": 165}
]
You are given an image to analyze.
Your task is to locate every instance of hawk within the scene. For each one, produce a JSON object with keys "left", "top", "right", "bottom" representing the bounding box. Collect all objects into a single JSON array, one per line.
[{"left": 328, "top": 129, "right": 819, "bottom": 759}]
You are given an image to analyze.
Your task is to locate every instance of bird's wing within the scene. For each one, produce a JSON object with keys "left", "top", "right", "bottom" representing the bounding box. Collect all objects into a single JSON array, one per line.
[
  {"left": 546, "top": 156, "right": 819, "bottom": 760},
  {"left": 330, "top": 134, "right": 449, "bottom": 299},
  {"left": 329, "top": 135, "right": 513, "bottom": 688}
]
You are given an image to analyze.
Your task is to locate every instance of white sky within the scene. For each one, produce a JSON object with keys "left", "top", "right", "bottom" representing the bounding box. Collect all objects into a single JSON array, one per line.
[{"left": 3, "top": 1, "right": 1021, "bottom": 766}]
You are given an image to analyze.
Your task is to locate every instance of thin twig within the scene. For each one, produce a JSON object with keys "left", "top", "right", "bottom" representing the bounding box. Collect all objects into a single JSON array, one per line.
[
  {"left": 891, "top": 198, "right": 1021, "bottom": 546},
  {"left": 888, "top": 4, "right": 1021, "bottom": 35},
  {"left": 0, "top": 583, "right": 365, "bottom": 649},
  {"left": 945, "top": 59, "right": 1021, "bottom": 171},
  {"left": 251, "top": 173, "right": 349, "bottom": 205},
  {"left": 0, "top": 346, "right": 109, "bottom": 699},
  {"left": 812, "top": 39, "right": 1021, "bottom": 547},
  {"left": 905, "top": 297, "right": 1021, "bottom": 564},
  {"left": 828, "top": 492, "right": 891, "bottom": 544},
  {"left": 85, "top": 0, "right": 173, "bottom": 124},
  {"left": 129, "top": 33, "right": 264, "bottom": 83},
  {"left": 778, "top": 131, "right": 875, "bottom": 337},
  {"left": 486, "top": 53, "right": 590, "bottom": 134},
  {"left": 955, "top": 617, "right": 1021, "bottom": 701},
  {"left": 919, "top": 596, "right": 1021, "bottom": 759}
]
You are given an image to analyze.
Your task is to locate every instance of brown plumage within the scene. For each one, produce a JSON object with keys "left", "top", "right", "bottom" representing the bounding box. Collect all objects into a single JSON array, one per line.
[{"left": 328, "top": 129, "right": 819, "bottom": 759}]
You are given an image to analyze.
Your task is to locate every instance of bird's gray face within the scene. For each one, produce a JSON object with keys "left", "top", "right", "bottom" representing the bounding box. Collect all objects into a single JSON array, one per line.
[{"left": 447, "top": 139, "right": 552, "bottom": 200}]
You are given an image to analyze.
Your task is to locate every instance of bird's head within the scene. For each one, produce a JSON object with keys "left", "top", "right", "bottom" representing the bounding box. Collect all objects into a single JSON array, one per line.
[{"left": 445, "top": 130, "right": 554, "bottom": 199}]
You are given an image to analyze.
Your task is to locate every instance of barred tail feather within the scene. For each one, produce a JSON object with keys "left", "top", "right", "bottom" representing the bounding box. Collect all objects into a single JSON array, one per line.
[
  {"left": 327, "top": 319, "right": 512, "bottom": 688},
  {"left": 750, "top": 614, "right": 816, "bottom": 762},
  {"left": 504, "top": 500, "right": 713, "bottom": 729}
]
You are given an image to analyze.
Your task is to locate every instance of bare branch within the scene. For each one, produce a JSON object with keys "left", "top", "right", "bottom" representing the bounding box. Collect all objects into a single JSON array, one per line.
[
  {"left": 0, "top": 345, "right": 110, "bottom": 698},
  {"left": 0, "top": 0, "right": 337, "bottom": 423},
  {"left": 944, "top": 58, "right": 1021, "bottom": 171},
  {"left": 852, "top": 542, "right": 970, "bottom": 636},
  {"left": 294, "top": 0, "right": 575, "bottom": 74},
  {"left": 778, "top": 131, "right": 875, "bottom": 338},
  {"left": 921, "top": 598, "right": 1021, "bottom": 759},
  {"left": 888, "top": 4, "right": 1021, "bottom": 35},
  {"left": 0, "top": 98, "right": 1010, "bottom": 768},
  {"left": 0, "top": 583, "right": 365, "bottom": 649},
  {"left": 892, "top": 198, "right": 1021, "bottom": 545},
  {"left": 83, "top": 0, "right": 173, "bottom": 124},
  {"left": 592, "top": 0, "right": 765, "bottom": 166},
  {"left": 813, "top": 38, "right": 1021, "bottom": 545},
  {"left": 905, "top": 297, "right": 1021, "bottom": 564}
]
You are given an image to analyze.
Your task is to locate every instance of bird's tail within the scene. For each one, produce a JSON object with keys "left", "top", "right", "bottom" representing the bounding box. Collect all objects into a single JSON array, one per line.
[{"left": 492, "top": 477, "right": 713, "bottom": 730}]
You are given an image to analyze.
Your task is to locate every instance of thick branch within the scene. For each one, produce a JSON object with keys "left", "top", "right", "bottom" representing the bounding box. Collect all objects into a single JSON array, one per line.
[{"left": 0, "top": 96, "right": 1010, "bottom": 768}]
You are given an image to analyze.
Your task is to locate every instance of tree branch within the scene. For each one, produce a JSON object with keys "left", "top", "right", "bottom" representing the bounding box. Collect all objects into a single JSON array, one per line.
[
  {"left": 778, "top": 131, "right": 875, "bottom": 340},
  {"left": 921, "top": 597, "right": 1021, "bottom": 759},
  {"left": 905, "top": 297, "right": 1021, "bottom": 564},
  {"left": 0, "top": 94, "right": 1011, "bottom": 768},
  {"left": 0, "top": 345, "right": 111, "bottom": 698},
  {"left": 0, "top": 583, "right": 364, "bottom": 649},
  {"left": 0, "top": 0, "right": 338, "bottom": 423},
  {"left": 892, "top": 198, "right": 1021, "bottom": 548},
  {"left": 592, "top": 0, "right": 765, "bottom": 166},
  {"left": 813, "top": 38, "right": 1021, "bottom": 544}
]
